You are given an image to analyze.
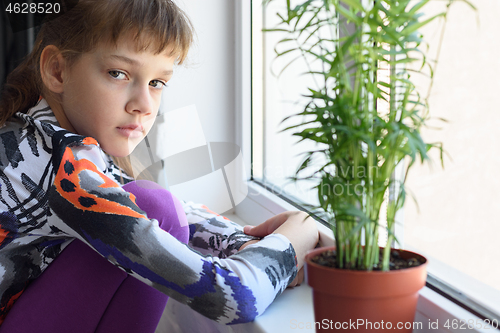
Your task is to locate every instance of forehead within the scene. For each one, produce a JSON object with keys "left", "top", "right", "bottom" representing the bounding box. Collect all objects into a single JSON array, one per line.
[
  {"left": 102, "top": 31, "right": 178, "bottom": 58},
  {"left": 87, "top": 35, "right": 177, "bottom": 71}
]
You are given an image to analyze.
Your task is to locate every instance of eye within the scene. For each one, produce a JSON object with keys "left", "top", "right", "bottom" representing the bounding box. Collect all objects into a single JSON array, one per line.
[
  {"left": 108, "top": 70, "right": 127, "bottom": 80},
  {"left": 149, "top": 80, "right": 167, "bottom": 89}
]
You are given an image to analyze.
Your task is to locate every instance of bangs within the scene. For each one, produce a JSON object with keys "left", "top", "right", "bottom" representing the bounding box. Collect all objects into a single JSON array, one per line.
[
  {"left": 103, "top": 0, "right": 193, "bottom": 64},
  {"left": 44, "top": 0, "right": 194, "bottom": 64},
  {"left": 104, "top": 0, "right": 193, "bottom": 63},
  {"left": 117, "top": 28, "right": 189, "bottom": 62}
]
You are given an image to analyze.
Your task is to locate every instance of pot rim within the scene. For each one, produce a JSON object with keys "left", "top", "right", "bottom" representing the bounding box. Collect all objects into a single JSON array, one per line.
[{"left": 305, "top": 245, "right": 428, "bottom": 275}]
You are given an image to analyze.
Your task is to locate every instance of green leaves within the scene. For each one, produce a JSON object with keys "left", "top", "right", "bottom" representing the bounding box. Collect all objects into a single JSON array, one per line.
[{"left": 266, "top": 0, "right": 450, "bottom": 271}]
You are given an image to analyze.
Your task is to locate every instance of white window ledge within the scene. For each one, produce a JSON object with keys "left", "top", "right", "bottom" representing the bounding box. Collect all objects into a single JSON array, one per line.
[
  {"left": 155, "top": 181, "right": 498, "bottom": 333},
  {"left": 156, "top": 285, "right": 493, "bottom": 333}
]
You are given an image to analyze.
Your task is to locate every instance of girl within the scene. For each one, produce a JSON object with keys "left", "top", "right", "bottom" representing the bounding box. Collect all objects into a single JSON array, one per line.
[{"left": 0, "top": 0, "right": 319, "bottom": 332}]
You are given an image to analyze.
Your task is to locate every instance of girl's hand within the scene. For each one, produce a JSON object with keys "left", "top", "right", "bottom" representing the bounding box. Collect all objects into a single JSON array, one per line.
[
  {"left": 240, "top": 211, "right": 319, "bottom": 287},
  {"left": 242, "top": 211, "right": 302, "bottom": 237},
  {"left": 268, "top": 211, "right": 318, "bottom": 269},
  {"left": 239, "top": 211, "right": 302, "bottom": 252}
]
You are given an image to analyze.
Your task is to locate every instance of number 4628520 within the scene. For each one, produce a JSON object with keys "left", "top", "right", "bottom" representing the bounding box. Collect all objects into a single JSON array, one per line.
[{"left": 5, "top": 3, "right": 61, "bottom": 14}]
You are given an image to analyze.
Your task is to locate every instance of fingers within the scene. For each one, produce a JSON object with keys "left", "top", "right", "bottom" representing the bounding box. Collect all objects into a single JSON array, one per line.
[
  {"left": 243, "top": 225, "right": 255, "bottom": 235},
  {"left": 243, "top": 212, "right": 290, "bottom": 237},
  {"left": 243, "top": 224, "right": 268, "bottom": 237}
]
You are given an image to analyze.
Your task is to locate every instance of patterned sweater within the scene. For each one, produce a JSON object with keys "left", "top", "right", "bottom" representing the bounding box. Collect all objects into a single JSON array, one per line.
[{"left": 0, "top": 100, "right": 298, "bottom": 325}]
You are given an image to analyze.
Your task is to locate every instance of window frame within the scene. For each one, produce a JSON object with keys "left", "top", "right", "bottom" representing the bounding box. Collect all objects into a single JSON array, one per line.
[{"left": 237, "top": 0, "right": 500, "bottom": 326}]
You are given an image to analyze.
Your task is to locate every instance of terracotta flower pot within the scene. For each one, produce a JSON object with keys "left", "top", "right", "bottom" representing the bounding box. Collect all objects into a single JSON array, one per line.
[{"left": 305, "top": 246, "right": 427, "bottom": 332}]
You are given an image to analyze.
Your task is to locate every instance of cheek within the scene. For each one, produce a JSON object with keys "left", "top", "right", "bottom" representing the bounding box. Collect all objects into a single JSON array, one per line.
[
  {"left": 143, "top": 116, "right": 157, "bottom": 135},
  {"left": 62, "top": 83, "right": 98, "bottom": 117},
  {"left": 143, "top": 102, "right": 160, "bottom": 135}
]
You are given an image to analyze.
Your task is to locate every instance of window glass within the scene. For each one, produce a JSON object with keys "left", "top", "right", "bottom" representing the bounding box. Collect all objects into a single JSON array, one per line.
[
  {"left": 252, "top": 0, "right": 500, "bottom": 310},
  {"left": 404, "top": 0, "right": 500, "bottom": 297},
  {"left": 252, "top": 0, "right": 324, "bottom": 208}
]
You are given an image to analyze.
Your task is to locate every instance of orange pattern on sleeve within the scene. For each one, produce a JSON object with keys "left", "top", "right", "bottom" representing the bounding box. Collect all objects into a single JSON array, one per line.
[{"left": 54, "top": 146, "right": 145, "bottom": 219}]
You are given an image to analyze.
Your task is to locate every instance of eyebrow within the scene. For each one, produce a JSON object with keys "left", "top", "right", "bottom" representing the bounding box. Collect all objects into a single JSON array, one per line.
[{"left": 109, "top": 54, "right": 174, "bottom": 76}]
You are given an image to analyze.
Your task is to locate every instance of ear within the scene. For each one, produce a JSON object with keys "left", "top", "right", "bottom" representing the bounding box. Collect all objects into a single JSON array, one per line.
[{"left": 40, "top": 45, "right": 67, "bottom": 94}]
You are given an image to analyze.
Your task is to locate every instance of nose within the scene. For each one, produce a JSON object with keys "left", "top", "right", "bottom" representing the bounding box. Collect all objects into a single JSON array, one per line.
[{"left": 125, "top": 84, "right": 154, "bottom": 115}]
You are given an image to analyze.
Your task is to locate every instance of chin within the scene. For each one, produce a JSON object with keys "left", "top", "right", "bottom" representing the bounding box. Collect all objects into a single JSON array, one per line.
[
  {"left": 101, "top": 139, "right": 140, "bottom": 158},
  {"left": 102, "top": 146, "right": 134, "bottom": 158}
]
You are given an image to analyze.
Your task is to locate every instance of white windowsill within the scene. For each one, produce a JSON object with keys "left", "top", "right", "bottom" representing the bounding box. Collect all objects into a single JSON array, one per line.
[{"left": 155, "top": 181, "right": 498, "bottom": 333}]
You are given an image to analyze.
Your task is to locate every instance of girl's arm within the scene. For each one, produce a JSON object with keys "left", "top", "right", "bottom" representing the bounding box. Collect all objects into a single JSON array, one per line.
[
  {"left": 240, "top": 211, "right": 319, "bottom": 287},
  {"left": 243, "top": 211, "right": 319, "bottom": 269},
  {"left": 182, "top": 201, "right": 260, "bottom": 258},
  {"left": 46, "top": 134, "right": 298, "bottom": 324}
]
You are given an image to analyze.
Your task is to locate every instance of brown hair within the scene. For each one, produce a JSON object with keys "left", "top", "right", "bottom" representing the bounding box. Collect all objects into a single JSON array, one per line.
[{"left": 0, "top": 0, "right": 194, "bottom": 126}]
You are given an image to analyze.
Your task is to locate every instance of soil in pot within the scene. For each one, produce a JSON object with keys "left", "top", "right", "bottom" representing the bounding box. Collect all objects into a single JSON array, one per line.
[{"left": 311, "top": 248, "right": 424, "bottom": 271}]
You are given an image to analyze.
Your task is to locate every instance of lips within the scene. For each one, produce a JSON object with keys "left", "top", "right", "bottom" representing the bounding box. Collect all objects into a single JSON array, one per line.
[{"left": 117, "top": 124, "right": 144, "bottom": 138}]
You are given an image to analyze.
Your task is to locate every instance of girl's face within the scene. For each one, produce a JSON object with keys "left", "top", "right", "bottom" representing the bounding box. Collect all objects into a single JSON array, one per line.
[{"left": 58, "top": 36, "right": 176, "bottom": 157}]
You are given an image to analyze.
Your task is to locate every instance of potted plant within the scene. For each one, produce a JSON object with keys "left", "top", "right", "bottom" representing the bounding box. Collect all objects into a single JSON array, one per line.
[{"left": 264, "top": 0, "right": 463, "bottom": 330}]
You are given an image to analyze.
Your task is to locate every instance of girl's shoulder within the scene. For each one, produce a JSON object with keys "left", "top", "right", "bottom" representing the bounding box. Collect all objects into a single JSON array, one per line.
[
  {"left": 0, "top": 109, "right": 58, "bottom": 169},
  {"left": 0, "top": 100, "right": 104, "bottom": 174},
  {"left": 0, "top": 100, "right": 64, "bottom": 144}
]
